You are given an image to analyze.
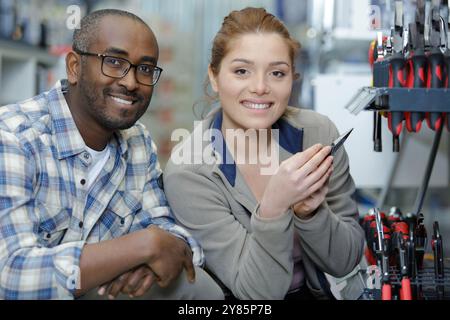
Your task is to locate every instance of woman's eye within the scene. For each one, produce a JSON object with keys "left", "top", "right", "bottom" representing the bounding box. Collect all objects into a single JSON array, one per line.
[
  {"left": 272, "top": 71, "right": 286, "bottom": 78},
  {"left": 235, "top": 69, "right": 248, "bottom": 76}
]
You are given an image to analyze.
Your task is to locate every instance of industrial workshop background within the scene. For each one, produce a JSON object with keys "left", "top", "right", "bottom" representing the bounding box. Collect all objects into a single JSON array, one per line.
[{"left": 1, "top": 0, "right": 449, "bottom": 299}]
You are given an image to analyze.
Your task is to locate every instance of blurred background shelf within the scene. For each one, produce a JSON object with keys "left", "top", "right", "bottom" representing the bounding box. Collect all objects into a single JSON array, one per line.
[{"left": 0, "top": 39, "right": 59, "bottom": 105}]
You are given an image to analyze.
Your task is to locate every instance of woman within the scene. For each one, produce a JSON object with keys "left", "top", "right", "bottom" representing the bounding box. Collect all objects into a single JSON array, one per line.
[{"left": 164, "top": 7, "right": 365, "bottom": 300}]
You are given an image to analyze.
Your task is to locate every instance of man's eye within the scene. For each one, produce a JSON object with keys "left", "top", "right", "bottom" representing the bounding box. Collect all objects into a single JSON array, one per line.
[
  {"left": 105, "top": 57, "right": 123, "bottom": 67},
  {"left": 138, "top": 65, "right": 153, "bottom": 74}
]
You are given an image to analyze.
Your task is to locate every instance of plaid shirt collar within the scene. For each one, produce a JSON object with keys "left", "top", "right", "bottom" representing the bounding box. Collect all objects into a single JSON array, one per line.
[{"left": 48, "top": 79, "right": 128, "bottom": 159}]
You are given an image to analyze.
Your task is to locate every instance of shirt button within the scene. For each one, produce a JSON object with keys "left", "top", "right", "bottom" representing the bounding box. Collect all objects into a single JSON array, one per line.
[
  {"left": 79, "top": 221, "right": 83, "bottom": 228},
  {"left": 83, "top": 152, "right": 90, "bottom": 160},
  {"left": 80, "top": 179, "right": 86, "bottom": 186},
  {"left": 120, "top": 218, "right": 125, "bottom": 225},
  {"left": 46, "top": 234, "right": 51, "bottom": 239}
]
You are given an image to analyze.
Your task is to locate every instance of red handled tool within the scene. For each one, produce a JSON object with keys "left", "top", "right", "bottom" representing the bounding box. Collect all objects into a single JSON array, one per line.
[
  {"left": 388, "top": 0, "right": 407, "bottom": 152},
  {"left": 425, "top": 0, "right": 446, "bottom": 131},
  {"left": 406, "top": 0, "right": 427, "bottom": 132},
  {"left": 392, "top": 222, "right": 412, "bottom": 300}
]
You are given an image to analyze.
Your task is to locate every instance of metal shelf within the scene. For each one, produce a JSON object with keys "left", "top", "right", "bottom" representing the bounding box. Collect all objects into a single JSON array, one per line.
[{"left": 346, "top": 87, "right": 450, "bottom": 114}]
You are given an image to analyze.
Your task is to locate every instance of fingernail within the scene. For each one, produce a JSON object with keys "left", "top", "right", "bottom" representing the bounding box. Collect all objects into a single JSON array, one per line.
[
  {"left": 108, "top": 295, "right": 115, "bottom": 300},
  {"left": 97, "top": 287, "right": 105, "bottom": 295},
  {"left": 129, "top": 294, "right": 134, "bottom": 298}
]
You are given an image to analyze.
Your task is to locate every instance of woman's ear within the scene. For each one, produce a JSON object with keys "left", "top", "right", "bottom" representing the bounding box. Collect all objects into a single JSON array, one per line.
[
  {"left": 66, "top": 51, "right": 81, "bottom": 85},
  {"left": 294, "top": 72, "right": 301, "bottom": 81},
  {"left": 208, "top": 65, "right": 219, "bottom": 93}
]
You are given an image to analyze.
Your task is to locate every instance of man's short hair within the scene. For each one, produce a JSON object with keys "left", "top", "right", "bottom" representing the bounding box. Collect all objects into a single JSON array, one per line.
[{"left": 73, "top": 9, "right": 150, "bottom": 52}]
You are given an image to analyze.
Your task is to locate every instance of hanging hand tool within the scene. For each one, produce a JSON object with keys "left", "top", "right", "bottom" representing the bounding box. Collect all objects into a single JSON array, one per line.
[
  {"left": 388, "top": 0, "right": 407, "bottom": 152},
  {"left": 432, "top": 221, "right": 445, "bottom": 299},
  {"left": 371, "top": 32, "right": 387, "bottom": 152},
  {"left": 375, "top": 208, "right": 393, "bottom": 300},
  {"left": 442, "top": 0, "right": 450, "bottom": 130},
  {"left": 392, "top": 223, "right": 412, "bottom": 300},
  {"left": 406, "top": 0, "right": 428, "bottom": 132},
  {"left": 425, "top": 0, "right": 446, "bottom": 131}
]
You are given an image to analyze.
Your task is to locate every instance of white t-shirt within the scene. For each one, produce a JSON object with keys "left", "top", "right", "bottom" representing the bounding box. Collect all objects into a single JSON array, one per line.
[{"left": 85, "top": 145, "right": 110, "bottom": 190}]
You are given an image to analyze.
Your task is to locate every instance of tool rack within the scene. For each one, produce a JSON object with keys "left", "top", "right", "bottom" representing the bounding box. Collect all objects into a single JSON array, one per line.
[{"left": 346, "top": 0, "right": 450, "bottom": 300}]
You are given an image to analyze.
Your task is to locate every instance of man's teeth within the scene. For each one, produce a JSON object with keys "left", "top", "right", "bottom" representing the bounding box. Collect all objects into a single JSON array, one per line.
[
  {"left": 111, "top": 96, "right": 133, "bottom": 105},
  {"left": 243, "top": 103, "right": 271, "bottom": 110}
]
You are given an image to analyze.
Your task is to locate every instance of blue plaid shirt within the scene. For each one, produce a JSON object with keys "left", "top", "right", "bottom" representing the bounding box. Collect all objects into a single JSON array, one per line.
[{"left": 0, "top": 80, "right": 204, "bottom": 299}]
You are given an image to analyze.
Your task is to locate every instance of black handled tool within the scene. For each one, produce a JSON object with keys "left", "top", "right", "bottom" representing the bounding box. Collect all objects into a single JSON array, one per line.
[
  {"left": 330, "top": 128, "right": 353, "bottom": 156},
  {"left": 432, "top": 221, "right": 445, "bottom": 299},
  {"left": 392, "top": 222, "right": 412, "bottom": 300}
]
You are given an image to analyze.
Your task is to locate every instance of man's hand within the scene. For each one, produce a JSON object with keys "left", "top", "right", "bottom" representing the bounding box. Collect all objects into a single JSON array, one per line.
[
  {"left": 145, "top": 226, "right": 196, "bottom": 288},
  {"left": 98, "top": 265, "right": 157, "bottom": 299}
]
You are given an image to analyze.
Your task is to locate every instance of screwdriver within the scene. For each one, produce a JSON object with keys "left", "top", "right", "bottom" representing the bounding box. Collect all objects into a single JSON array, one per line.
[
  {"left": 371, "top": 32, "right": 387, "bottom": 152},
  {"left": 388, "top": 1, "right": 407, "bottom": 152},
  {"left": 406, "top": 0, "right": 427, "bottom": 133},
  {"left": 425, "top": 0, "right": 446, "bottom": 131}
]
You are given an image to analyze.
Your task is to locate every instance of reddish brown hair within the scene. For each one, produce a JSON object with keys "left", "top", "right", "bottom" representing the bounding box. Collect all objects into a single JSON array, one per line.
[
  {"left": 209, "top": 7, "right": 301, "bottom": 76},
  {"left": 196, "top": 7, "right": 301, "bottom": 118}
]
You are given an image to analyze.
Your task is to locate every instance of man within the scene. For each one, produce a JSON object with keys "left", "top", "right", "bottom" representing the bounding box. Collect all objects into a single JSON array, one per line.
[{"left": 0, "top": 9, "right": 223, "bottom": 300}]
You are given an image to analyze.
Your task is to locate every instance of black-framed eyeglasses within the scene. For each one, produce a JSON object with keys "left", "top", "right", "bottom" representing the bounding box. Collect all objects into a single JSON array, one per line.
[{"left": 73, "top": 48, "right": 163, "bottom": 86}]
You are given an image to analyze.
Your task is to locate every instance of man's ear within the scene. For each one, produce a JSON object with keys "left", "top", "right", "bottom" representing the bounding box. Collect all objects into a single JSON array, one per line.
[
  {"left": 66, "top": 51, "right": 81, "bottom": 85},
  {"left": 207, "top": 65, "right": 219, "bottom": 93}
]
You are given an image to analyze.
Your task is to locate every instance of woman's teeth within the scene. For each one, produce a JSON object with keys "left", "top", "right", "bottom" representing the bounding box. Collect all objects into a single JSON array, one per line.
[{"left": 243, "top": 102, "right": 271, "bottom": 110}]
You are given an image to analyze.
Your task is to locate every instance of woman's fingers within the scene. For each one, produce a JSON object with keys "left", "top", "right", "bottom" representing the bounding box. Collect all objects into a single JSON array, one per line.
[{"left": 285, "top": 144, "right": 323, "bottom": 171}]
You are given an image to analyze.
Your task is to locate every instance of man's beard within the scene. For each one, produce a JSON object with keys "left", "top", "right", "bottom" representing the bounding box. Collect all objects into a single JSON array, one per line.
[{"left": 78, "top": 76, "right": 151, "bottom": 130}]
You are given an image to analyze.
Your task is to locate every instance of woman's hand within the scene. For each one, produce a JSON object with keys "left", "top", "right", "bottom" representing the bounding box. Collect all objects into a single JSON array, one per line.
[
  {"left": 292, "top": 179, "right": 331, "bottom": 219},
  {"left": 259, "top": 144, "right": 333, "bottom": 219}
]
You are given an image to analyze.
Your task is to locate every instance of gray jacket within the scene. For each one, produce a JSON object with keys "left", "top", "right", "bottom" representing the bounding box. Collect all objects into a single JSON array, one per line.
[{"left": 164, "top": 108, "right": 365, "bottom": 300}]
